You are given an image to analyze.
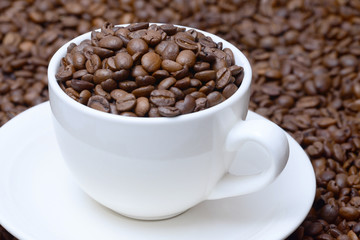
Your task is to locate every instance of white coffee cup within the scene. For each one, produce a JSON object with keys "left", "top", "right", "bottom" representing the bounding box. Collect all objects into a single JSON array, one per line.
[{"left": 48, "top": 23, "right": 289, "bottom": 220}]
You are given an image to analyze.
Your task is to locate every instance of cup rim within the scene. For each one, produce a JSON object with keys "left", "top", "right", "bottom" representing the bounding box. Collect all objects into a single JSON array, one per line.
[{"left": 48, "top": 23, "right": 252, "bottom": 124}]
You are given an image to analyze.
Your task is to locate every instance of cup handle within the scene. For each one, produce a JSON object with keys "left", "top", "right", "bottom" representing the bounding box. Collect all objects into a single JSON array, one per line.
[{"left": 207, "top": 119, "right": 289, "bottom": 200}]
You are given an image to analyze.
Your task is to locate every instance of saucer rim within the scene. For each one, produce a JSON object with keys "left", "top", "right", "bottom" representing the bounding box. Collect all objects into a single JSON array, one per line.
[{"left": 0, "top": 102, "right": 316, "bottom": 240}]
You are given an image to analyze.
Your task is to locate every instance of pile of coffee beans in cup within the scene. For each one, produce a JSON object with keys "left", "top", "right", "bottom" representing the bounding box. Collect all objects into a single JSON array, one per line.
[
  {"left": 2, "top": 0, "right": 360, "bottom": 239},
  {"left": 55, "top": 22, "right": 244, "bottom": 117}
]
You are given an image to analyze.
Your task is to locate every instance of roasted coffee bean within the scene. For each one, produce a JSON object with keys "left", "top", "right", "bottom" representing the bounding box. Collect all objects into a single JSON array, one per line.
[
  {"left": 98, "top": 36, "right": 123, "bottom": 50},
  {"left": 56, "top": 65, "right": 75, "bottom": 81},
  {"left": 135, "top": 75, "right": 156, "bottom": 87},
  {"left": 222, "top": 83, "right": 238, "bottom": 99},
  {"left": 141, "top": 52, "right": 161, "bottom": 72},
  {"left": 194, "top": 97, "right": 208, "bottom": 111},
  {"left": 79, "top": 90, "right": 91, "bottom": 105},
  {"left": 216, "top": 67, "right": 231, "bottom": 89},
  {"left": 115, "top": 93, "right": 136, "bottom": 112},
  {"left": 193, "top": 62, "right": 211, "bottom": 72},
  {"left": 194, "top": 70, "right": 216, "bottom": 82},
  {"left": 176, "top": 50, "right": 196, "bottom": 67},
  {"left": 150, "top": 89, "right": 176, "bottom": 106},
  {"left": 155, "top": 41, "right": 179, "bottom": 61},
  {"left": 72, "top": 52, "right": 86, "bottom": 70},
  {"left": 93, "top": 69, "right": 113, "bottom": 84},
  {"left": 101, "top": 79, "right": 117, "bottom": 92},
  {"left": 118, "top": 81, "right": 138, "bottom": 92},
  {"left": 161, "top": 60, "right": 183, "bottom": 72},
  {"left": 132, "top": 85, "right": 154, "bottom": 98},
  {"left": 158, "top": 106, "right": 181, "bottom": 117},
  {"left": 175, "top": 95, "right": 196, "bottom": 114},
  {"left": 132, "top": 65, "right": 148, "bottom": 78},
  {"left": 87, "top": 95, "right": 110, "bottom": 113},
  {"left": 114, "top": 52, "right": 133, "bottom": 70},
  {"left": 174, "top": 77, "right": 191, "bottom": 90},
  {"left": 152, "top": 69, "right": 170, "bottom": 80},
  {"left": 86, "top": 54, "right": 101, "bottom": 74},
  {"left": 148, "top": 107, "right": 161, "bottom": 117},
  {"left": 134, "top": 97, "right": 150, "bottom": 117},
  {"left": 158, "top": 77, "right": 176, "bottom": 90},
  {"left": 110, "top": 89, "right": 128, "bottom": 100},
  {"left": 206, "top": 91, "right": 225, "bottom": 107},
  {"left": 127, "top": 38, "right": 148, "bottom": 55},
  {"left": 94, "top": 84, "right": 111, "bottom": 101},
  {"left": 70, "top": 80, "right": 94, "bottom": 92}
]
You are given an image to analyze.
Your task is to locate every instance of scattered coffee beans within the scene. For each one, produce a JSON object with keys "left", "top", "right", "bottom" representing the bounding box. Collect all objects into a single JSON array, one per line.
[{"left": 55, "top": 22, "right": 244, "bottom": 117}]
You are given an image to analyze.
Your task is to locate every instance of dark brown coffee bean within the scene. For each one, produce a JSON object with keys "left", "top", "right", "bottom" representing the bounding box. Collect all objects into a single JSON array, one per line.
[
  {"left": 127, "top": 22, "right": 149, "bottom": 32},
  {"left": 132, "top": 65, "right": 148, "bottom": 78},
  {"left": 207, "top": 91, "right": 225, "bottom": 107},
  {"left": 199, "top": 36, "right": 217, "bottom": 48},
  {"left": 320, "top": 204, "right": 339, "bottom": 223},
  {"left": 155, "top": 41, "right": 179, "bottom": 61},
  {"left": 135, "top": 97, "right": 150, "bottom": 117},
  {"left": 222, "top": 83, "right": 238, "bottom": 98},
  {"left": 216, "top": 67, "right": 231, "bottom": 89},
  {"left": 70, "top": 80, "right": 94, "bottom": 92},
  {"left": 174, "top": 77, "right": 190, "bottom": 90},
  {"left": 86, "top": 54, "right": 101, "bottom": 74},
  {"left": 193, "top": 62, "right": 211, "bottom": 72},
  {"left": 101, "top": 79, "right": 117, "bottom": 92},
  {"left": 150, "top": 89, "right": 176, "bottom": 106},
  {"left": 194, "top": 97, "right": 207, "bottom": 111},
  {"left": 169, "top": 86, "right": 185, "bottom": 101},
  {"left": 172, "top": 65, "right": 189, "bottom": 79},
  {"left": 149, "top": 107, "right": 161, "bottom": 117},
  {"left": 56, "top": 65, "right": 75, "bottom": 81},
  {"left": 127, "top": 38, "right": 148, "bottom": 55},
  {"left": 160, "top": 24, "right": 177, "bottom": 35},
  {"left": 132, "top": 85, "right": 154, "bottom": 98},
  {"left": 87, "top": 95, "right": 110, "bottom": 113},
  {"left": 114, "top": 52, "right": 133, "bottom": 70},
  {"left": 135, "top": 75, "right": 156, "bottom": 87},
  {"left": 118, "top": 81, "right": 138, "bottom": 92},
  {"left": 176, "top": 50, "right": 196, "bottom": 67},
  {"left": 73, "top": 69, "right": 88, "bottom": 79},
  {"left": 113, "top": 70, "right": 129, "bottom": 82},
  {"left": 189, "top": 91, "right": 207, "bottom": 99},
  {"left": 141, "top": 29, "right": 162, "bottom": 46},
  {"left": 110, "top": 89, "right": 128, "bottom": 100},
  {"left": 228, "top": 65, "right": 243, "bottom": 76},
  {"left": 79, "top": 90, "right": 91, "bottom": 105},
  {"left": 199, "top": 80, "right": 216, "bottom": 95},
  {"left": 152, "top": 69, "right": 170, "bottom": 80},
  {"left": 92, "top": 46, "right": 114, "bottom": 59},
  {"left": 175, "top": 95, "right": 196, "bottom": 114},
  {"left": 339, "top": 206, "right": 360, "bottom": 221},
  {"left": 94, "top": 84, "right": 111, "bottom": 101},
  {"left": 72, "top": 52, "right": 86, "bottom": 70},
  {"left": 175, "top": 37, "right": 198, "bottom": 51},
  {"left": 98, "top": 36, "right": 123, "bottom": 50},
  {"left": 190, "top": 79, "right": 202, "bottom": 88},
  {"left": 141, "top": 52, "right": 161, "bottom": 72},
  {"left": 194, "top": 70, "right": 216, "bottom": 82},
  {"left": 116, "top": 93, "right": 136, "bottom": 112},
  {"left": 161, "top": 60, "right": 183, "bottom": 72},
  {"left": 158, "top": 77, "right": 176, "bottom": 90},
  {"left": 93, "top": 69, "right": 114, "bottom": 84},
  {"left": 158, "top": 106, "right": 181, "bottom": 117}
]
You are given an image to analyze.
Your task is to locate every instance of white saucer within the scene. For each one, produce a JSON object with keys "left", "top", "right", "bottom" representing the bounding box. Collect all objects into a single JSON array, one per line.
[{"left": 0, "top": 102, "right": 315, "bottom": 240}]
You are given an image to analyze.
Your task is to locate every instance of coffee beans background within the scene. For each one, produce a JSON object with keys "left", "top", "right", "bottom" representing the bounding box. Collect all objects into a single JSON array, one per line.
[{"left": 0, "top": 0, "right": 360, "bottom": 239}]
